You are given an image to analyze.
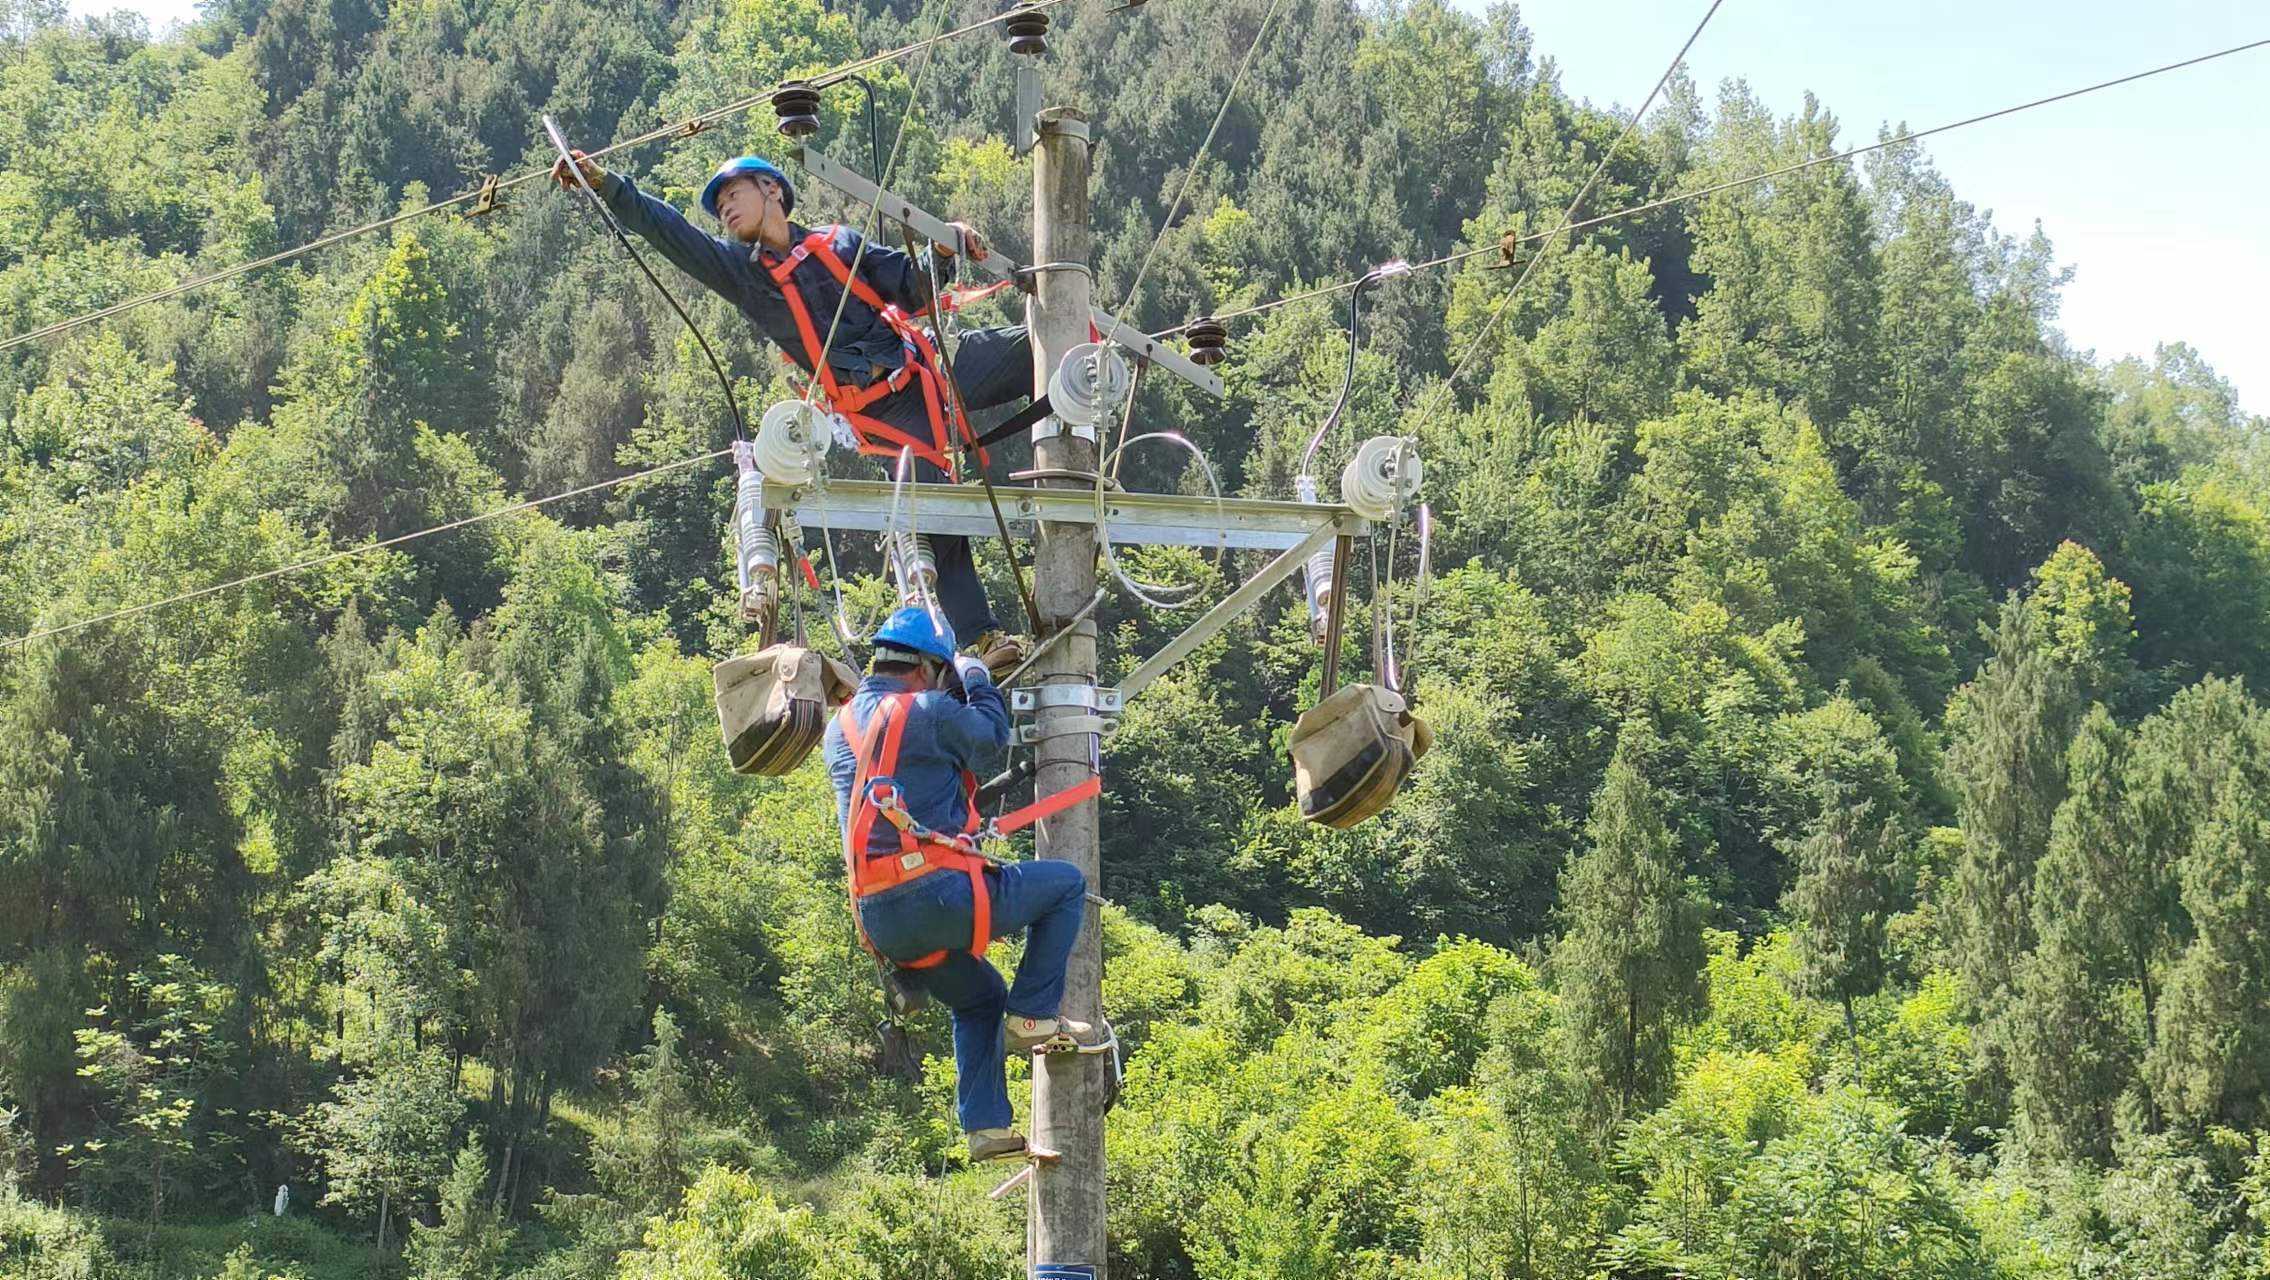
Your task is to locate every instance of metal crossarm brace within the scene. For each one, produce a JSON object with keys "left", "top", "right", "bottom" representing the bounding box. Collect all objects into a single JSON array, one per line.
[
  {"left": 764, "top": 479, "right": 1364, "bottom": 552},
  {"left": 791, "top": 145, "right": 1224, "bottom": 398},
  {"left": 1114, "top": 517, "right": 1351, "bottom": 702}
]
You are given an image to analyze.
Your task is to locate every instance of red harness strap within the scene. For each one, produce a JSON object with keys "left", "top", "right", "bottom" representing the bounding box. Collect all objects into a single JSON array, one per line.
[
  {"left": 839, "top": 693, "right": 991, "bottom": 970},
  {"left": 988, "top": 775, "right": 1102, "bottom": 837},
  {"left": 765, "top": 228, "right": 986, "bottom": 477},
  {"left": 932, "top": 277, "right": 1016, "bottom": 314}
]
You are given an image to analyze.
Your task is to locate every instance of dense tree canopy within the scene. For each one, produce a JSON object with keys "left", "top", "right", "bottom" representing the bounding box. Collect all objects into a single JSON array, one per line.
[{"left": 3, "top": 0, "right": 2268, "bottom": 1276}]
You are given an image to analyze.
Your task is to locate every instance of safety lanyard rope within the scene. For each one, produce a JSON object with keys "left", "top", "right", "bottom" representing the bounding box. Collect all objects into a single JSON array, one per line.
[{"left": 911, "top": 228, "right": 1041, "bottom": 636}]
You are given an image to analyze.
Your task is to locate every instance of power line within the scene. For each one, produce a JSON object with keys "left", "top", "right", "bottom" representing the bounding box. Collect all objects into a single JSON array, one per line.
[
  {"left": 1151, "top": 34, "right": 2270, "bottom": 341},
  {"left": 4, "top": 448, "right": 733, "bottom": 651},
  {"left": 1404, "top": 0, "right": 1725, "bottom": 431},
  {"left": 1098, "top": 0, "right": 1290, "bottom": 349},
  {"left": 799, "top": 0, "right": 954, "bottom": 407},
  {"left": 0, "top": 0, "right": 1081, "bottom": 356},
  {"left": 22, "top": 28, "right": 2263, "bottom": 651}
]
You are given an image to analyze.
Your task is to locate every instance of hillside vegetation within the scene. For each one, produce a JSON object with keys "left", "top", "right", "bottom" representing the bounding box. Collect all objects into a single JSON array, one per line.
[{"left": 4, "top": 0, "right": 2270, "bottom": 1275}]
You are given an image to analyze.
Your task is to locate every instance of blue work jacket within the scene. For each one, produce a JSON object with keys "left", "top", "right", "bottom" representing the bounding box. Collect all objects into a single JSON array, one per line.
[
  {"left": 598, "top": 170, "right": 952, "bottom": 381},
  {"left": 825, "top": 672, "right": 1010, "bottom": 855}
]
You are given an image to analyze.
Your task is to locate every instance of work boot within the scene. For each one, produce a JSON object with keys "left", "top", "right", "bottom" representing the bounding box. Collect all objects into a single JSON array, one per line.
[
  {"left": 1006, "top": 1014, "right": 1098, "bottom": 1055},
  {"left": 965, "top": 1127, "right": 1027, "bottom": 1162},
  {"left": 971, "top": 629, "right": 1029, "bottom": 680}
]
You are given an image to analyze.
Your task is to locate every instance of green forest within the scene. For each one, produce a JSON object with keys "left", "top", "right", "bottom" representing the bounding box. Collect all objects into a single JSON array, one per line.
[{"left": 5, "top": 0, "right": 2270, "bottom": 1273}]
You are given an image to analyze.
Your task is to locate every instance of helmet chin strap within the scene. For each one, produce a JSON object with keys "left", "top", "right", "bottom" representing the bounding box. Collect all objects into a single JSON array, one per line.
[{"left": 721, "top": 179, "right": 784, "bottom": 247}]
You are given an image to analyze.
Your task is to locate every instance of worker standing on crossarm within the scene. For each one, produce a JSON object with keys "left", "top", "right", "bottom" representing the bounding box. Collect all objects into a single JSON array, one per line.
[
  {"left": 825, "top": 607, "right": 1094, "bottom": 1162},
  {"left": 551, "top": 149, "right": 1029, "bottom": 676}
]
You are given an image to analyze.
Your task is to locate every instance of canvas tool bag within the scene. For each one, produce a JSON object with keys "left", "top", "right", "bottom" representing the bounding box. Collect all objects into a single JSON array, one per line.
[
  {"left": 1288, "top": 682, "right": 1433, "bottom": 829},
  {"left": 714, "top": 644, "right": 859, "bottom": 775}
]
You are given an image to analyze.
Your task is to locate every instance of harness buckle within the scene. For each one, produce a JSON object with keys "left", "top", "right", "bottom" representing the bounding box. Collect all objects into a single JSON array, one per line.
[{"left": 865, "top": 776, "right": 974, "bottom": 854}]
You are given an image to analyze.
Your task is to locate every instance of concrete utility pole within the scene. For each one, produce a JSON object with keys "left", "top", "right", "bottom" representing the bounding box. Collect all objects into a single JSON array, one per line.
[{"left": 1026, "top": 104, "right": 1108, "bottom": 1277}]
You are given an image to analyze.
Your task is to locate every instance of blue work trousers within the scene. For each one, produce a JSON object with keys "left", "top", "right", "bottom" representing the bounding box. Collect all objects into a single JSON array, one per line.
[
  {"left": 856, "top": 856, "right": 1087, "bottom": 1132},
  {"left": 864, "top": 324, "right": 1032, "bottom": 642}
]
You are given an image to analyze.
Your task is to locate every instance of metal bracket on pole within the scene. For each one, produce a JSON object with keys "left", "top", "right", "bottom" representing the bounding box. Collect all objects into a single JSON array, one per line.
[
  {"left": 988, "top": 1163, "right": 1033, "bottom": 1200},
  {"left": 986, "top": 1146, "right": 1063, "bottom": 1200},
  {"left": 1036, "top": 112, "right": 1090, "bottom": 144},
  {"left": 1032, "top": 416, "right": 1098, "bottom": 443},
  {"left": 790, "top": 145, "right": 1223, "bottom": 398},
  {"left": 1318, "top": 534, "right": 1351, "bottom": 701},
  {"left": 1012, "top": 685, "right": 1124, "bottom": 715},
  {"left": 1016, "top": 714, "right": 1118, "bottom": 746},
  {"left": 1011, "top": 684, "right": 1122, "bottom": 745},
  {"left": 1015, "top": 62, "right": 1043, "bottom": 156}
]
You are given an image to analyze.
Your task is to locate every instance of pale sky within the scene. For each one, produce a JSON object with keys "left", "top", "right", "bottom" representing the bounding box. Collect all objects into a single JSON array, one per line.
[
  {"left": 68, "top": 0, "right": 2268, "bottom": 412},
  {"left": 1484, "top": 0, "right": 2267, "bottom": 413},
  {"left": 66, "top": 0, "right": 201, "bottom": 34}
]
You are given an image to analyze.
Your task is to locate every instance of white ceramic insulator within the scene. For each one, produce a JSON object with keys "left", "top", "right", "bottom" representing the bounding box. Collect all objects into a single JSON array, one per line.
[
  {"left": 733, "top": 466, "right": 778, "bottom": 602},
  {"left": 753, "top": 400, "right": 829, "bottom": 485},
  {"left": 1047, "top": 342, "right": 1132, "bottom": 427},
  {"left": 1294, "top": 473, "right": 1334, "bottom": 639},
  {"left": 1340, "top": 435, "right": 1423, "bottom": 521},
  {"left": 1303, "top": 542, "right": 1338, "bottom": 641}
]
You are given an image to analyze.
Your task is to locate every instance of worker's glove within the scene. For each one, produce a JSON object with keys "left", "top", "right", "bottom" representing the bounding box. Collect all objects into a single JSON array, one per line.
[
  {"left": 938, "top": 221, "right": 989, "bottom": 263},
  {"left": 952, "top": 654, "right": 992, "bottom": 688},
  {"left": 550, "top": 149, "right": 606, "bottom": 194}
]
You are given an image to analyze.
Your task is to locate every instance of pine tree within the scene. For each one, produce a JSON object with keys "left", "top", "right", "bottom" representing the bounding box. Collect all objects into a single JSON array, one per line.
[
  {"left": 542, "top": 1010, "right": 727, "bottom": 1273},
  {"left": 1784, "top": 781, "right": 1897, "bottom": 1077},
  {"left": 2148, "top": 742, "right": 2270, "bottom": 1130},
  {"left": 598, "top": 1009, "right": 708, "bottom": 1214},
  {"left": 2126, "top": 678, "right": 2269, "bottom": 1127},
  {"left": 2008, "top": 939, "right": 2131, "bottom": 1162},
  {"left": 1554, "top": 731, "right": 1705, "bottom": 1129},
  {"left": 1943, "top": 597, "right": 2078, "bottom": 1080},
  {"left": 408, "top": 1138, "right": 511, "bottom": 1280},
  {"left": 1679, "top": 92, "right": 1884, "bottom": 424},
  {"left": 2009, "top": 704, "right": 2156, "bottom": 1160}
]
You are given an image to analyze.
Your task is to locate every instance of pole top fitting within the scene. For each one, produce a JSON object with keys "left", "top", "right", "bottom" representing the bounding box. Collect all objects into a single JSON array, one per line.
[{"left": 1035, "top": 106, "right": 1090, "bottom": 142}]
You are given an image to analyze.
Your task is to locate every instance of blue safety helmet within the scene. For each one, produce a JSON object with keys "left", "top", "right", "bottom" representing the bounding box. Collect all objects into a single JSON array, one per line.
[
  {"left": 700, "top": 155, "right": 796, "bottom": 220},
  {"left": 872, "top": 607, "right": 957, "bottom": 663}
]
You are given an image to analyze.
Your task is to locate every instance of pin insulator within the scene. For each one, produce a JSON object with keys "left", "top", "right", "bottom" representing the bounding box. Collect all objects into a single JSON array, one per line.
[
  {"left": 1004, "top": 6, "right": 1050, "bottom": 55},
  {"left": 771, "top": 81, "right": 822, "bottom": 138},
  {"left": 1184, "top": 315, "right": 1228, "bottom": 366}
]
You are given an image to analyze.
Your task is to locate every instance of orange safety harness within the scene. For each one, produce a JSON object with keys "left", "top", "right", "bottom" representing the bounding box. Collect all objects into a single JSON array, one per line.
[
  {"left": 837, "top": 690, "right": 1107, "bottom": 972},
  {"left": 839, "top": 692, "right": 991, "bottom": 969},
  {"left": 765, "top": 227, "right": 1013, "bottom": 478}
]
